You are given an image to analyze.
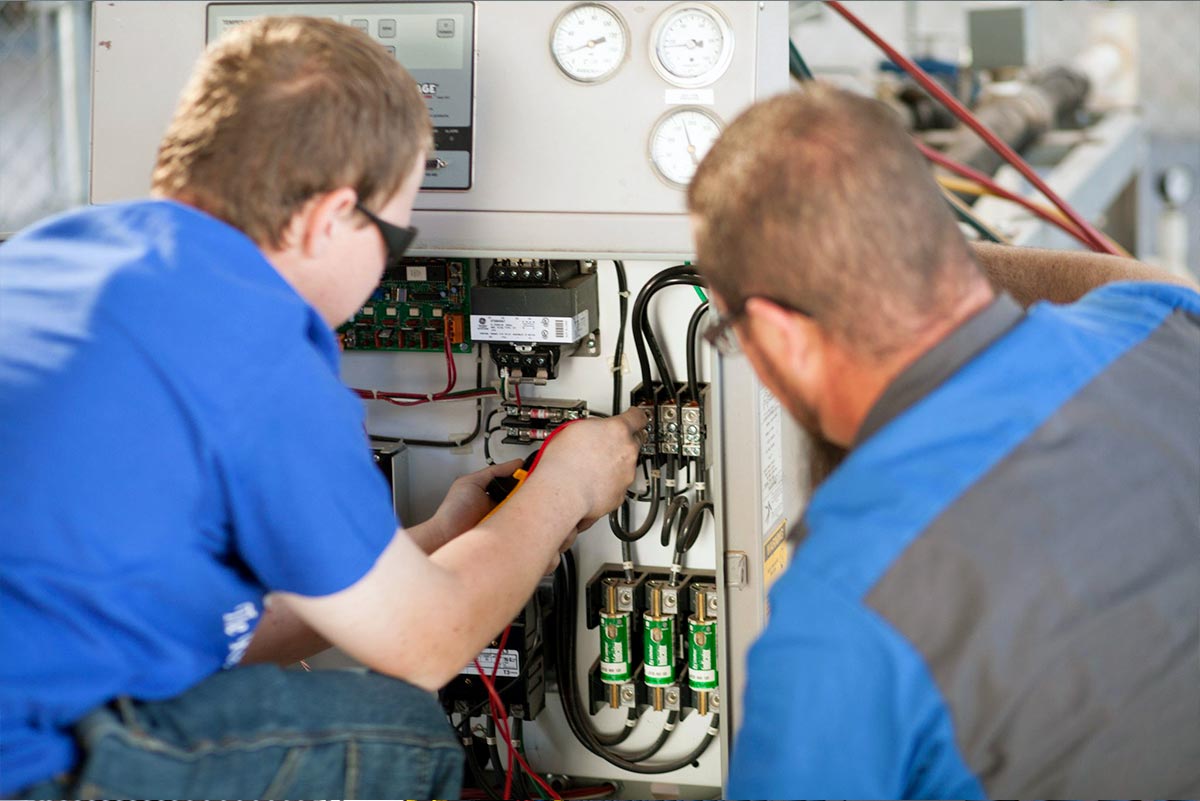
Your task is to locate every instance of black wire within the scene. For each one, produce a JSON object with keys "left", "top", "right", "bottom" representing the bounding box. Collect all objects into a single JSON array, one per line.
[
  {"left": 457, "top": 675, "right": 523, "bottom": 720},
  {"left": 660, "top": 495, "right": 691, "bottom": 549},
  {"left": 631, "top": 266, "right": 698, "bottom": 393},
  {"left": 400, "top": 346, "right": 487, "bottom": 448},
  {"left": 482, "top": 408, "right": 503, "bottom": 464},
  {"left": 613, "top": 260, "right": 629, "bottom": 416},
  {"left": 554, "top": 553, "right": 637, "bottom": 747},
  {"left": 460, "top": 717, "right": 504, "bottom": 801},
  {"left": 686, "top": 303, "right": 710, "bottom": 403},
  {"left": 511, "top": 717, "right": 532, "bottom": 799},
  {"left": 678, "top": 499, "right": 713, "bottom": 556},
  {"left": 609, "top": 474, "right": 662, "bottom": 542},
  {"left": 635, "top": 276, "right": 704, "bottom": 402}
]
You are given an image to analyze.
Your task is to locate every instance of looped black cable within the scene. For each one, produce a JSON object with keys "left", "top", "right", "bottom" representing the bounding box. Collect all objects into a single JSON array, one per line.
[
  {"left": 609, "top": 473, "right": 661, "bottom": 542},
  {"left": 660, "top": 495, "right": 691, "bottom": 548}
]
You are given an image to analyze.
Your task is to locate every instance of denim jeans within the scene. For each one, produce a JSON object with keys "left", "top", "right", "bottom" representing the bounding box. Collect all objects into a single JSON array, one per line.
[{"left": 21, "top": 664, "right": 463, "bottom": 800}]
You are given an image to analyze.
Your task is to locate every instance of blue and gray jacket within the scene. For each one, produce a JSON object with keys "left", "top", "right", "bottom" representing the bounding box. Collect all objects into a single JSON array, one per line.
[{"left": 728, "top": 282, "right": 1200, "bottom": 798}]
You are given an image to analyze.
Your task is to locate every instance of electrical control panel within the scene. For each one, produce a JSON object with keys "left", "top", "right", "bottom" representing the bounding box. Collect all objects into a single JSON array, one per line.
[
  {"left": 206, "top": 2, "right": 477, "bottom": 190},
  {"left": 91, "top": 3, "right": 801, "bottom": 797}
]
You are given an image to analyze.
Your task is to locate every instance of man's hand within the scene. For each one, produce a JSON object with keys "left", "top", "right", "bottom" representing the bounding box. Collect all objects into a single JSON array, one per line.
[
  {"left": 278, "top": 407, "right": 649, "bottom": 691},
  {"left": 423, "top": 459, "right": 524, "bottom": 552},
  {"left": 524, "top": 407, "right": 648, "bottom": 532}
]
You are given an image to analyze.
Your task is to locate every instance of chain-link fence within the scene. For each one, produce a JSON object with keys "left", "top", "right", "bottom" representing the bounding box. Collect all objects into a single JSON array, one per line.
[{"left": 0, "top": 0, "right": 90, "bottom": 236}]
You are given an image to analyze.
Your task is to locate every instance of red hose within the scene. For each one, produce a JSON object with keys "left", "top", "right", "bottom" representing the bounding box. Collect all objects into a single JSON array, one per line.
[
  {"left": 915, "top": 140, "right": 1102, "bottom": 251},
  {"left": 825, "top": 0, "right": 1121, "bottom": 256}
]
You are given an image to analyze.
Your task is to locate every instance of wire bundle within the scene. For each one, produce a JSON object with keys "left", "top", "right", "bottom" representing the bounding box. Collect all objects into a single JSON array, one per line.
[{"left": 822, "top": 0, "right": 1124, "bottom": 257}]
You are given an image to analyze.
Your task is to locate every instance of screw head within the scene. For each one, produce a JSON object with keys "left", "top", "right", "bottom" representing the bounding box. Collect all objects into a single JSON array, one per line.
[
  {"left": 619, "top": 590, "right": 632, "bottom": 604},
  {"left": 664, "top": 594, "right": 677, "bottom": 608},
  {"left": 621, "top": 686, "right": 635, "bottom": 701},
  {"left": 666, "top": 689, "right": 679, "bottom": 704},
  {"left": 711, "top": 693, "right": 722, "bottom": 709}
]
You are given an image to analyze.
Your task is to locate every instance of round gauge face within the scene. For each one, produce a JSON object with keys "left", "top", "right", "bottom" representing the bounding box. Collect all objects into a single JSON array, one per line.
[
  {"left": 1159, "top": 165, "right": 1195, "bottom": 206},
  {"left": 648, "top": 108, "right": 723, "bottom": 188},
  {"left": 550, "top": 3, "right": 629, "bottom": 84},
  {"left": 652, "top": 3, "right": 734, "bottom": 87}
]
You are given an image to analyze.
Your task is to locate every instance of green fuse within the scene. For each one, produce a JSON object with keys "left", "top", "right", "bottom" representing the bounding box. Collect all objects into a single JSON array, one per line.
[
  {"left": 688, "top": 618, "right": 719, "bottom": 691},
  {"left": 643, "top": 616, "right": 675, "bottom": 687},
  {"left": 600, "top": 611, "right": 632, "bottom": 684}
]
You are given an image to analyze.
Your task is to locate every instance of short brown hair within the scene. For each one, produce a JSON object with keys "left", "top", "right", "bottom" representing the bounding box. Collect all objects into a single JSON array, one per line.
[
  {"left": 152, "top": 16, "right": 431, "bottom": 249},
  {"left": 688, "top": 85, "right": 981, "bottom": 359}
]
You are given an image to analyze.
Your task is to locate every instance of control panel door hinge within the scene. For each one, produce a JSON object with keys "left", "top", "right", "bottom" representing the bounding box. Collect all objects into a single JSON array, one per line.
[{"left": 724, "top": 551, "right": 749, "bottom": 589}]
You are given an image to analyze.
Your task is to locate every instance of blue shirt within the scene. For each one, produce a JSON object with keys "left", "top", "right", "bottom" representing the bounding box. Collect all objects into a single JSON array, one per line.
[
  {"left": 0, "top": 201, "right": 398, "bottom": 793},
  {"left": 728, "top": 283, "right": 1200, "bottom": 798}
]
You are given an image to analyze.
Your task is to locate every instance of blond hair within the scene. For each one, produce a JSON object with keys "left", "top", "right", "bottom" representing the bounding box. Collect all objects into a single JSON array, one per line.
[{"left": 152, "top": 16, "right": 432, "bottom": 248}]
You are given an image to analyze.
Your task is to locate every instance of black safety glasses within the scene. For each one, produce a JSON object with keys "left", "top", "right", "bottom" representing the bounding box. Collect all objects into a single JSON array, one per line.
[
  {"left": 702, "top": 295, "right": 812, "bottom": 355},
  {"left": 355, "top": 201, "right": 418, "bottom": 263}
]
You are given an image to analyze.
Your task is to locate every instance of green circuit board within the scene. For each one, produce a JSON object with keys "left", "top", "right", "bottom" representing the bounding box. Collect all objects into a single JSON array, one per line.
[{"left": 339, "top": 258, "right": 472, "bottom": 353}]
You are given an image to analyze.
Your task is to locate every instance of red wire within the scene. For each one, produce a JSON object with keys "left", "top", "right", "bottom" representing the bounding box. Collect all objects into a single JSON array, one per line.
[
  {"left": 443, "top": 320, "right": 458, "bottom": 392},
  {"left": 490, "top": 627, "right": 515, "bottom": 798},
  {"left": 474, "top": 665, "right": 560, "bottom": 800},
  {"left": 526, "top": 418, "right": 584, "bottom": 476},
  {"left": 825, "top": 0, "right": 1120, "bottom": 256},
  {"left": 915, "top": 140, "right": 1102, "bottom": 250},
  {"left": 514, "top": 381, "right": 522, "bottom": 408},
  {"left": 354, "top": 320, "right": 479, "bottom": 405},
  {"left": 460, "top": 784, "right": 616, "bottom": 800}
]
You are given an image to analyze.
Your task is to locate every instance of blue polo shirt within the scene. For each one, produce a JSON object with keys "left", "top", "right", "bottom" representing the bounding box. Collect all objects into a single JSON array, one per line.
[
  {"left": 729, "top": 282, "right": 1200, "bottom": 798},
  {"left": 0, "top": 200, "right": 398, "bottom": 793}
]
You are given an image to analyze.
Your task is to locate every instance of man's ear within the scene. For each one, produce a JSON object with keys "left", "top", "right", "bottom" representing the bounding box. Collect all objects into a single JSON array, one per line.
[
  {"left": 296, "top": 188, "right": 358, "bottom": 259},
  {"left": 742, "top": 296, "right": 816, "bottom": 371}
]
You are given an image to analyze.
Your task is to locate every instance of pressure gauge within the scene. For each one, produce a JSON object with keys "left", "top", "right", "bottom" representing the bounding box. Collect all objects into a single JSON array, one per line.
[
  {"left": 648, "top": 107, "right": 723, "bottom": 189},
  {"left": 550, "top": 3, "right": 629, "bottom": 84},
  {"left": 651, "top": 3, "right": 734, "bottom": 88},
  {"left": 1158, "top": 165, "right": 1195, "bottom": 208}
]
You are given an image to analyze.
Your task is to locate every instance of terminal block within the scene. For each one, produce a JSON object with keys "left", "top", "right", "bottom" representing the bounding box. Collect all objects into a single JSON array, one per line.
[
  {"left": 490, "top": 344, "right": 562, "bottom": 383},
  {"left": 485, "top": 258, "right": 581, "bottom": 287},
  {"left": 502, "top": 398, "right": 588, "bottom": 445},
  {"left": 631, "top": 382, "right": 709, "bottom": 463}
]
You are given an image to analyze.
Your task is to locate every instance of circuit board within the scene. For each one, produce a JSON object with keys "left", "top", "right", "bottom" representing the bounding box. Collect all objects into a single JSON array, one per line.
[{"left": 339, "top": 258, "right": 472, "bottom": 353}]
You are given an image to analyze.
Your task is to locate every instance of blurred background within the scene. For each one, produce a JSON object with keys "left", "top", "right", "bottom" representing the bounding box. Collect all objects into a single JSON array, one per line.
[{"left": 1, "top": 0, "right": 1197, "bottom": 273}]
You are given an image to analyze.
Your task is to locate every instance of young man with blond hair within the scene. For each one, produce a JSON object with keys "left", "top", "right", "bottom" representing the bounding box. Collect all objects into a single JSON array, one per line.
[
  {"left": 689, "top": 85, "right": 1200, "bottom": 798},
  {"left": 0, "top": 17, "right": 645, "bottom": 799}
]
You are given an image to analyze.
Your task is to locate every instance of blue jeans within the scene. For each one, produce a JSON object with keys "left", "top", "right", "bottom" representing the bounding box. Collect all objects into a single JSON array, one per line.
[{"left": 21, "top": 664, "right": 463, "bottom": 799}]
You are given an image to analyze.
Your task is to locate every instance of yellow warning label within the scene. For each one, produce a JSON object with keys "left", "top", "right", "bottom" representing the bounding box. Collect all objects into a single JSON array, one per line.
[{"left": 763, "top": 519, "right": 789, "bottom": 589}]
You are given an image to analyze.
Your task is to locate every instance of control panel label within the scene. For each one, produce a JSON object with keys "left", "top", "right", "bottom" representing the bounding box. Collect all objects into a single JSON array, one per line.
[
  {"left": 665, "top": 88, "right": 715, "bottom": 106},
  {"left": 460, "top": 647, "right": 520, "bottom": 679},
  {"left": 470, "top": 310, "right": 589, "bottom": 343},
  {"left": 758, "top": 382, "right": 784, "bottom": 531}
]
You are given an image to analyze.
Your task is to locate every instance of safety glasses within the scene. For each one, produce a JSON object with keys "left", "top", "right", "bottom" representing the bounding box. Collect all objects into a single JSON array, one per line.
[{"left": 355, "top": 201, "right": 418, "bottom": 263}]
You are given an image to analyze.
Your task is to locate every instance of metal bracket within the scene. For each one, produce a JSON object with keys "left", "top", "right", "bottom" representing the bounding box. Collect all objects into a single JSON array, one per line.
[{"left": 724, "top": 551, "right": 749, "bottom": 589}]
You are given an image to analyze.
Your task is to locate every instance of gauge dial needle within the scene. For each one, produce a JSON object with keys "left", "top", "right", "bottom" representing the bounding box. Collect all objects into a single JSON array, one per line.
[
  {"left": 681, "top": 119, "right": 699, "bottom": 164},
  {"left": 566, "top": 36, "right": 607, "bottom": 53}
]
